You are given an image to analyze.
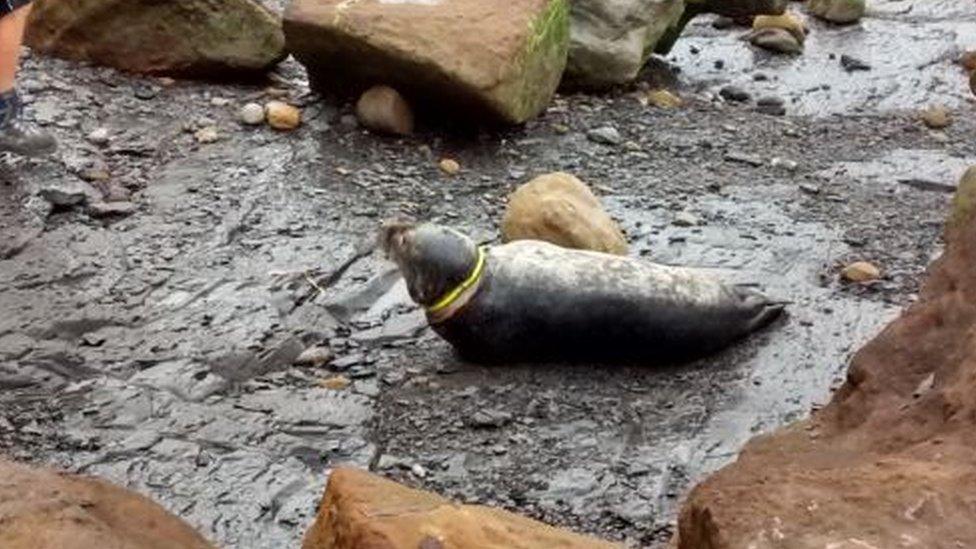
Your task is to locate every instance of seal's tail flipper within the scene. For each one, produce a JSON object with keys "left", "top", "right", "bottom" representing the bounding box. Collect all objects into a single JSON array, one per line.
[{"left": 732, "top": 285, "right": 788, "bottom": 333}]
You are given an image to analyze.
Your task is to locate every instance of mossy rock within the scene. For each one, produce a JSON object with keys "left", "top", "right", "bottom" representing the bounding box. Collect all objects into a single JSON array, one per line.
[
  {"left": 26, "top": 0, "right": 286, "bottom": 76},
  {"left": 284, "top": 0, "right": 570, "bottom": 125}
]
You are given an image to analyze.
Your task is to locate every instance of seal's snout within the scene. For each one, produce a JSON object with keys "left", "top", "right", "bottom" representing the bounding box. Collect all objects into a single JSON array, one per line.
[{"left": 379, "top": 221, "right": 416, "bottom": 260}]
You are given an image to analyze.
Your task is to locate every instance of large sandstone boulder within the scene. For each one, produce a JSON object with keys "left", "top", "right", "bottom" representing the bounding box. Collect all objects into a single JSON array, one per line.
[
  {"left": 0, "top": 459, "right": 215, "bottom": 549},
  {"left": 673, "top": 168, "right": 976, "bottom": 548},
  {"left": 302, "top": 468, "right": 621, "bottom": 549},
  {"left": 807, "top": 0, "right": 865, "bottom": 24},
  {"left": 501, "top": 172, "right": 629, "bottom": 255},
  {"left": 26, "top": 0, "right": 286, "bottom": 76},
  {"left": 564, "top": 0, "right": 685, "bottom": 89},
  {"left": 284, "top": 0, "right": 569, "bottom": 125}
]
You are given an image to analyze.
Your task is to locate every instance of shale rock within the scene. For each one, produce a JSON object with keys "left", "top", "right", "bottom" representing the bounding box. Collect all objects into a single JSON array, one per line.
[
  {"left": 807, "top": 0, "right": 865, "bottom": 24},
  {"left": 501, "top": 172, "right": 628, "bottom": 255},
  {"left": 674, "top": 181, "right": 976, "bottom": 549},
  {"left": 284, "top": 0, "right": 570, "bottom": 125},
  {"left": 564, "top": 0, "right": 684, "bottom": 89},
  {"left": 26, "top": 0, "right": 286, "bottom": 76},
  {"left": 749, "top": 27, "right": 803, "bottom": 54},
  {"left": 302, "top": 468, "right": 620, "bottom": 549},
  {"left": 0, "top": 459, "right": 215, "bottom": 549}
]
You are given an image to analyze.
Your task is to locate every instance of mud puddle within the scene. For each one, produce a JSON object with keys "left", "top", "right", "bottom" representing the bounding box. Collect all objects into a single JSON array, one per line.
[{"left": 673, "top": 0, "right": 976, "bottom": 116}]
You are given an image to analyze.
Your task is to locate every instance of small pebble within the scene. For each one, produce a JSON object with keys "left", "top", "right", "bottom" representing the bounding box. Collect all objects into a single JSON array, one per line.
[
  {"left": 319, "top": 375, "right": 351, "bottom": 391},
  {"left": 239, "top": 103, "right": 265, "bottom": 125},
  {"left": 194, "top": 126, "right": 219, "bottom": 144},
  {"left": 719, "top": 85, "right": 750, "bottom": 103},
  {"left": 266, "top": 101, "right": 302, "bottom": 131},
  {"left": 439, "top": 158, "right": 461, "bottom": 175},
  {"left": 842, "top": 261, "right": 881, "bottom": 283},
  {"left": 86, "top": 127, "right": 110, "bottom": 146}
]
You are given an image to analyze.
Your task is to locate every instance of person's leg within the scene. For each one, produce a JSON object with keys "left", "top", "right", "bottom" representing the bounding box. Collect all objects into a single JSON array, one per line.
[{"left": 0, "top": 1, "right": 57, "bottom": 157}]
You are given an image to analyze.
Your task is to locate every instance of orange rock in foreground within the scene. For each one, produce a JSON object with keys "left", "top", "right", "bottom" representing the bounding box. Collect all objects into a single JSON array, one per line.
[
  {"left": 0, "top": 459, "right": 215, "bottom": 549},
  {"left": 303, "top": 468, "right": 621, "bottom": 549},
  {"left": 674, "top": 172, "right": 976, "bottom": 548}
]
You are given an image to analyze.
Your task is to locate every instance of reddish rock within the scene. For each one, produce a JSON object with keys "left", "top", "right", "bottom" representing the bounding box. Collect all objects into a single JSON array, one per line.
[
  {"left": 674, "top": 176, "right": 976, "bottom": 548},
  {"left": 26, "top": 0, "right": 286, "bottom": 76},
  {"left": 302, "top": 468, "right": 621, "bottom": 549},
  {"left": 0, "top": 459, "right": 215, "bottom": 549}
]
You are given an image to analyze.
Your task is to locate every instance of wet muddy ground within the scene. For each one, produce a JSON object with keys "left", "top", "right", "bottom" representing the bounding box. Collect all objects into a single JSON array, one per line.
[{"left": 2, "top": 1, "right": 975, "bottom": 547}]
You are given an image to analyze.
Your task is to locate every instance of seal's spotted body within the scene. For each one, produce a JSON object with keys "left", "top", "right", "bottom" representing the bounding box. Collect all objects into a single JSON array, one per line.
[{"left": 382, "top": 223, "right": 784, "bottom": 364}]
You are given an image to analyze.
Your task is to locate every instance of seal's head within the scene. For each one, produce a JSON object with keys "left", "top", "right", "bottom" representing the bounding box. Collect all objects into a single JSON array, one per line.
[{"left": 380, "top": 222, "right": 481, "bottom": 308}]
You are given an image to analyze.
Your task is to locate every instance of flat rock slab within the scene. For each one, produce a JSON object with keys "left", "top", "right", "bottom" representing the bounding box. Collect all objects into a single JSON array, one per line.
[
  {"left": 284, "top": 0, "right": 570, "bottom": 124},
  {"left": 302, "top": 468, "right": 622, "bottom": 549},
  {"left": 0, "top": 459, "right": 215, "bottom": 549},
  {"left": 26, "top": 0, "right": 286, "bottom": 76}
]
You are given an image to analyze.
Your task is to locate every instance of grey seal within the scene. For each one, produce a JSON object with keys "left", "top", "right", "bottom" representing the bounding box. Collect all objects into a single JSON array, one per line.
[{"left": 381, "top": 222, "right": 785, "bottom": 363}]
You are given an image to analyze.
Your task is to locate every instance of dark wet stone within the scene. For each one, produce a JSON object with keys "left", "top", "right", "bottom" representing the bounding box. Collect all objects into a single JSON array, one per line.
[
  {"left": 719, "top": 86, "right": 750, "bottom": 103},
  {"left": 331, "top": 353, "right": 366, "bottom": 370},
  {"left": 88, "top": 201, "right": 137, "bottom": 218},
  {"left": 840, "top": 54, "right": 871, "bottom": 72},
  {"left": 712, "top": 16, "right": 735, "bottom": 30},
  {"left": 134, "top": 85, "right": 158, "bottom": 100},
  {"left": 723, "top": 152, "right": 764, "bottom": 166}
]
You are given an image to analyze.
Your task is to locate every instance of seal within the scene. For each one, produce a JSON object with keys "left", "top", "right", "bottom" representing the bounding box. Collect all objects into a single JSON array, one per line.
[{"left": 380, "top": 222, "right": 785, "bottom": 363}]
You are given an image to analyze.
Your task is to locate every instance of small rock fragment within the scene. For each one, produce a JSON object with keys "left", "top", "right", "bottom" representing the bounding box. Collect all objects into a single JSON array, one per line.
[
  {"left": 86, "top": 127, "right": 110, "bottom": 146},
  {"left": 644, "top": 89, "right": 683, "bottom": 109},
  {"left": 587, "top": 126, "right": 623, "bottom": 145},
  {"left": 438, "top": 158, "right": 460, "bottom": 176},
  {"left": 842, "top": 261, "right": 881, "bottom": 283},
  {"left": 468, "top": 410, "right": 513, "bottom": 429},
  {"left": 719, "top": 85, "right": 750, "bottom": 103},
  {"left": 295, "top": 346, "right": 334, "bottom": 367},
  {"left": 355, "top": 85, "right": 414, "bottom": 136},
  {"left": 920, "top": 105, "right": 952, "bottom": 129},
  {"left": 320, "top": 376, "right": 351, "bottom": 391},
  {"left": 673, "top": 212, "right": 699, "bottom": 227},
  {"left": 239, "top": 103, "right": 265, "bottom": 125},
  {"left": 752, "top": 13, "right": 806, "bottom": 43},
  {"left": 88, "top": 201, "right": 137, "bottom": 218},
  {"left": 808, "top": 0, "right": 865, "bottom": 24},
  {"left": 757, "top": 96, "right": 787, "bottom": 116},
  {"left": 840, "top": 54, "right": 871, "bottom": 72},
  {"left": 749, "top": 28, "right": 803, "bottom": 55},
  {"left": 266, "top": 101, "right": 302, "bottom": 130},
  {"left": 194, "top": 126, "right": 219, "bottom": 144}
]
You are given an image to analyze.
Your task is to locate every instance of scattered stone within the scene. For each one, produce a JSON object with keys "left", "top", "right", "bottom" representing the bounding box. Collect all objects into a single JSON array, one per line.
[
  {"left": 88, "top": 201, "right": 137, "bottom": 218},
  {"left": 770, "top": 157, "right": 798, "bottom": 170},
  {"left": 410, "top": 464, "right": 427, "bottom": 478},
  {"left": 724, "top": 152, "right": 764, "bottom": 167},
  {"left": 719, "top": 85, "right": 750, "bottom": 103},
  {"left": 807, "top": 0, "right": 865, "bottom": 24},
  {"left": 194, "top": 126, "right": 219, "bottom": 144},
  {"left": 564, "top": 0, "right": 685, "bottom": 88},
  {"left": 757, "top": 95, "right": 787, "bottom": 115},
  {"left": 26, "top": 0, "right": 286, "bottom": 76},
  {"left": 468, "top": 410, "right": 513, "bottom": 429},
  {"left": 439, "top": 158, "right": 461, "bottom": 176},
  {"left": 355, "top": 86, "right": 414, "bottom": 136},
  {"left": 38, "top": 181, "right": 98, "bottom": 208},
  {"left": 239, "top": 102, "right": 265, "bottom": 125},
  {"left": 0, "top": 459, "right": 215, "bottom": 548},
  {"left": 840, "top": 54, "right": 871, "bottom": 72},
  {"left": 752, "top": 12, "right": 805, "bottom": 43},
  {"left": 841, "top": 261, "right": 881, "bottom": 283},
  {"left": 673, "top": 212, "right": 699, "bottom": 227},
  {"left": 799, "top": 183, "right": 821, "bottom": 195},
  {"left": 86, "top": 127, "right": 110, "bottom": 146},
  {"left": 502, "top": 172, "right": 629, "bottom": 255},
  {"left": 748, "top": 27, "right": 803, "bottom": 55},
  {"left": 284, "top": 0, "right": 570, "bottom": 124},
  {"left": 301, "top": 468, "right": 620, "bottom": 549},
  {"left": 320, "top": 375, "right": 351, "bottom": 391},
  {"left": 266, "top": 101, "right": 302, "bottom": 131},
  {"left": 295, "top": 346, "right": 334, "bottom": 367},
  {"left": 920, "top": 105, "right": 952, "bottom": 129},
  {"left": 210, "top": 97, "right": 230, "bottom": 107},
  {"left": 712, "top": 15, "right": 736, "bottom": 29},
  {"left": 643, "top": 89, "right": 683, "bottom": 109},
  {"left": 133, "top": 84, "right": 158, "bottom": 100},
  {"left": 587, "top": 126, "right": 623, "bottom": 145}
]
